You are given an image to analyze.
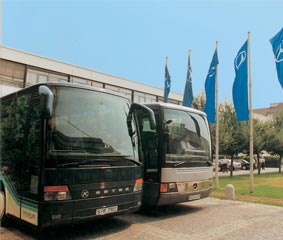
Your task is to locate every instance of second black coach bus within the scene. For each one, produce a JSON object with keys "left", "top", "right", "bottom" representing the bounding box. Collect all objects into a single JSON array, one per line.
[{"left": 136, "top": 103, "right": 213, "bottom": 207}]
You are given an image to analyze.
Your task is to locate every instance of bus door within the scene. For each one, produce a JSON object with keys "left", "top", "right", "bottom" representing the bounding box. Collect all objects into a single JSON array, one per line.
[{"left": 135, "top": 109, "right": 160, "bottom": 206}]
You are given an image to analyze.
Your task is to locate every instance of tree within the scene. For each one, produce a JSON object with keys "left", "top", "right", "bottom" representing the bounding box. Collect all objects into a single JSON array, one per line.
[
  {"left": 192, "top": 92, "right": 205, "bottom": 111},
  {"left": 218, "top": 102, "right": 248, "bottom": 176},
  {"left": 265, "top": 111, "right": 283, "bottom": 173},
  {"left": 253, "top": 119, "right": 269, "bottom": 175}
]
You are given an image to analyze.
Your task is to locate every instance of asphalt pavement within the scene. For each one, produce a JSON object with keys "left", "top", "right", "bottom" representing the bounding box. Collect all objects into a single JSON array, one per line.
[
  {"left": 1, "top": 168, "right": 282, "bottom": 240},
  {"left": 1, "top": 197, "right": 283, "bottom": 240}
]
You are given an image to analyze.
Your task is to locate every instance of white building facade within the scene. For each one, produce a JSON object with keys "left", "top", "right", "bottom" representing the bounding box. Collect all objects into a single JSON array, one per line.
[{"left": 0, "top": 46, "right": 183, "bottom": 104}]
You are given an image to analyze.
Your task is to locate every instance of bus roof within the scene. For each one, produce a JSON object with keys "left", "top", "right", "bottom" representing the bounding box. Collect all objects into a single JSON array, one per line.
[
  {"left": 0, "top": 82, "right": 129, "bottom": 101},
  {"left": 143, "top": 102, "right": 207, "bottom": 117}
]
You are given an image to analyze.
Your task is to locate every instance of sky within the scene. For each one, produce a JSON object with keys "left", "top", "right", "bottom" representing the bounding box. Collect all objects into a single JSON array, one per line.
[{"left": 2, "top": 0, "right": 283, "bottom": 109}]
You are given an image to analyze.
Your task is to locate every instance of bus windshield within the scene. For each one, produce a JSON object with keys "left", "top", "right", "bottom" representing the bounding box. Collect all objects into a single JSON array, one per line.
[
  {"left": 47, "top": 87, "right": 139, "bottom": 166},
  {"left": 163, "top": 108, "right": 211, "bottom": 167}
]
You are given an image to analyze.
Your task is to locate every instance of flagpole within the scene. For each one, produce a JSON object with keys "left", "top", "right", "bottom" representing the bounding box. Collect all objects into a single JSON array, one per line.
[
  {"left": 215, "top": 41, "right": 219, "bottom": 189},
  {"left": 248, "top": 32, "right": 254, "bottom": 193}
]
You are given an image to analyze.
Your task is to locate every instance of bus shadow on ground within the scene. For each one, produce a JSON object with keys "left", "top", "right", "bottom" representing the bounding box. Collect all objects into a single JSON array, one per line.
[
  {"left": 121, "top": 203, "right": 204, "bottom": 224},
  {"left": 4, "top": 217, "right": 131, "bottom": 240},
  {"left": 2, "top": 204, "right": 203, "bottom": 240}
]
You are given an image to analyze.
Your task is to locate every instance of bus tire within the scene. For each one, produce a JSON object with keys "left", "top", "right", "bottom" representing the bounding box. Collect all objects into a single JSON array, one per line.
[{"left": 0, "top": 184, "right": 8, "bottom": 227}]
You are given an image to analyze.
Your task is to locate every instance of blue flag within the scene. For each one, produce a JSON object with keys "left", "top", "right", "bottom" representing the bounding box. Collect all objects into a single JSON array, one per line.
[
  {"left": 204, "top": 49, "right": 219, "bottom": 123},
  {"left": 183, "top": 53, "right": 193, "bottom": 107},
  {"left": 270, "top": 27, "right": 283, "bottom": 90},
  {"left": 232, "top": 40, "right": 249, "bottom": 122},
  {"left": 164, "top": 62, "right": 171, "bottom": 103}
]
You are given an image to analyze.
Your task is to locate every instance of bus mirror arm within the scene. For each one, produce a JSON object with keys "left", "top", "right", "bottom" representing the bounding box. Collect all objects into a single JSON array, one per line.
[
  {"left": 128, "top": 103, "right": 156, "bottom": 131},
  {"left": 39, "top": 85, "right": 54, "bottom": 119}
]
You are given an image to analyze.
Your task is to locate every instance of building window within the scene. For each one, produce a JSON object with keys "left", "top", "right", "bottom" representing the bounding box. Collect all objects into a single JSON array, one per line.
[
  {"left": 38, "top": 74, "right": 48, "bottom": 83},
  {"left": 49, "top": 73, "right": 68, "bottom": 83},
  {"left": 0, "top": 59, "right": 25, "bottom": 88},
  {"left": 145, "top": 94, "right": 156, "bottom": 102},
  {"left": 91, "top": 81, "right": 103, "bottom": 88},
  {"left": 134, "top": 91, "right": 146, "bottom": 103},
  {"left": 105, "top": 84, "right": 132, "bottom": 101},
  {"left": 105, "top": 84, "right": 119, "bottom": 92},
  {"left": 133, "top": 92, "right": 157, "bottom": 103},
  {"left": 119, "top": 88, "right": 132, "bottom": 101},
  {"left": 168, "top": 99, "right": 179, "bottom": 105},
  {"left": 71, "top": 76, "right": 92, "bottom": 85},
  {"left": 26, "top": 68, "right": 68, "bottom": 86}
]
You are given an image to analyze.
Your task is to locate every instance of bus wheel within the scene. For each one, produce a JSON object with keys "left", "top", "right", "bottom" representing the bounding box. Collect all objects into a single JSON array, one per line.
[{"left": 0, "top": 188, "right": 8, "bottom": 226}]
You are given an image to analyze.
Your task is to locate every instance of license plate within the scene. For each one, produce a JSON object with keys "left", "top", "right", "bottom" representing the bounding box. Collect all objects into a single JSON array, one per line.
[
  {"left": 96, "top": 206, "right": 118, "bottom": 216},
  {"left": 189, "top": 194, "right": 201, "bottom": 201}
]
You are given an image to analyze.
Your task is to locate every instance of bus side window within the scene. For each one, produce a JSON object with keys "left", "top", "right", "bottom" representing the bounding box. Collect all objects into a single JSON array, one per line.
[
  {"left": 1, "top": 98, "right": 16, "bottom": 177},
  {"left": 23, "top": 92, "right": 41, "bottom": 198},
  {"left": 14, "top": 95, "right": 31, "bottom": 195},
  {"left": 27, "top": 92, "right": 41, "bottom": 168},
  {"left": 15, "top": 93, "right": 41, "bottom": 199}
]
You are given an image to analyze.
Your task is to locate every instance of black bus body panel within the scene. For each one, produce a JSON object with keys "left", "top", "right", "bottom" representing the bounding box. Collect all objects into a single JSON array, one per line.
[
  {"left": 38, "top": 167, "right": 142, "bottom": 228},
  {"left": 141, "top": 182, "right": 160, "bottom": 206}
]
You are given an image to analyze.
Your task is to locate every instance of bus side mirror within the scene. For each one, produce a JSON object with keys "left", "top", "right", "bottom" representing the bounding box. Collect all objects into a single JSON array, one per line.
[
  {"left": 39, "top": 85, "right": 54, "bottom": 119},
  {"left": 127, "top": 103, "right": 156, "bottom": 136}
]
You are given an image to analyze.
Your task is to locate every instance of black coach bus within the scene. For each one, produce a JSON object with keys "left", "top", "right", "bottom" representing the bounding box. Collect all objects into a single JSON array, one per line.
[{"left": 0, "top": 83, "right": 155, "bottom": 229}]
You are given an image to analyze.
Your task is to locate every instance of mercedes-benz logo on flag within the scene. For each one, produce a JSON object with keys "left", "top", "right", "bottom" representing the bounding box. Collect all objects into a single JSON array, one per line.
[
  {"left": 208, "top": 66, "right": 216, "bottom": 78},
  {"left": 275, "top": 40, "right": 283, "bottom": 62},
  {"left": 81, "top": 189, "right": 89, "bottom": 199},
  {"left": 235, "top": 51, "right": 247, "bottom": 70}
]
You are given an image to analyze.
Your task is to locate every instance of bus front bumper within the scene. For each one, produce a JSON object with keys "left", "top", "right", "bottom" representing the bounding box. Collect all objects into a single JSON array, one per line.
[
  {"left": 39, "top": 192, "right": 141, "bottom": 229},
  {"left": 157, "top": 187, "right": 213, "bottom": 206}
]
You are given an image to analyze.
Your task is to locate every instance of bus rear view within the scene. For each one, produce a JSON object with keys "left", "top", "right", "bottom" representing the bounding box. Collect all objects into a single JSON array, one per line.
[{"left": 138, "top": 103, "right": 213, "bottom": 206}]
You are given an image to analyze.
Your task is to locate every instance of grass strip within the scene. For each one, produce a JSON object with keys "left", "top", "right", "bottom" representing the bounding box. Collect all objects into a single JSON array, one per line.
[{"left": 211, "top": 173, "right": 283, "bottom": 206}]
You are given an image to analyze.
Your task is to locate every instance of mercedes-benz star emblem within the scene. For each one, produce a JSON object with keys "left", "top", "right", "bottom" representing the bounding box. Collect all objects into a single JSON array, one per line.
[
  {"left": 81, "top": 190, "right": 89, "bottom": 199},
  {"left": 193, "top": 183, "right": 198, "bottom": 190}
]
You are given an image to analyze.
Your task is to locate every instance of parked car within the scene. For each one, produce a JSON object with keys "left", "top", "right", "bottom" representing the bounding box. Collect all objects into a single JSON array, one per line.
[
  {"left": 219, "top": 159, "right": 241, "bottom": 171},
  {"left": 234, "top": 159, "right": 250, "bottom": 170},
  {"left": 212, "top": 160, "right": 226, "bottom": 171}
]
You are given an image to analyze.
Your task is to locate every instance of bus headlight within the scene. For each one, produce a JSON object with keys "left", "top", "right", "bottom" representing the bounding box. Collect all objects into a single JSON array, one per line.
[
  {"left": 44, "top": 186, "right": 72, "bottom": 201},
  {"left": 133, "top": 178, "right": 143, "bottom": 192}
]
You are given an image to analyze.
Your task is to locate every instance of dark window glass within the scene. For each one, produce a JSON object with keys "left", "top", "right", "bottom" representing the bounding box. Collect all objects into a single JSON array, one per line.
[
  {"left": 26, "top": 91, "right": 41, "bottom": 167},
  {"left": 163, "top": 108, "right": 211, "bottom": 167},
  {"left": 1, "top": 98, "right": 14, "bottom": 163}
]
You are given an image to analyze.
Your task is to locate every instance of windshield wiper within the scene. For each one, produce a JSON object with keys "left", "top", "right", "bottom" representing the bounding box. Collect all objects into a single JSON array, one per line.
[
  {"left": 173, "top": 161, "right": 186, "bottom": 167},
  {"left": 57, "top": 161, "right": 88, "bottom": 167},
  {"left": 100, "top": 155, "right": 141, "bottom": 166},
  {"left": 122, "top": 157, "right": 141, "bottom": 166},
  {"left": 49, "top": 150, "right": 87, "bottom": 154},
  {"left": 56, "top": 155, "right": 141, "bottom": 167},
  {"left": 57, "top": 160, "right": 112, "bottom": 168}
]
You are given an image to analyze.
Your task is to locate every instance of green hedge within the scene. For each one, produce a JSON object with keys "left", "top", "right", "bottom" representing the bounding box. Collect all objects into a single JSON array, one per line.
[{"left": 265, "top": 156, "right": 280, "bottom": 168}]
